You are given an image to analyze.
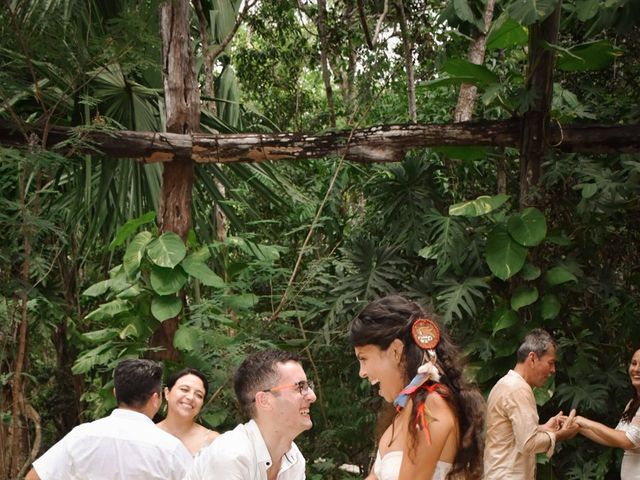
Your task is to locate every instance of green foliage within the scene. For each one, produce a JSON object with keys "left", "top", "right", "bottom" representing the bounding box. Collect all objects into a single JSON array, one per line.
[{"left": 3, "top": 1, "right": 640, "bottom": 478}]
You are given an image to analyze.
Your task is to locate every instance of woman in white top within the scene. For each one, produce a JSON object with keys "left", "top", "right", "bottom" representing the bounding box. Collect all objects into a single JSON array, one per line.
[
  {"left": 157, "top": 368, "right": 220, "bottom": 456},
  {"left": 350, "top": 295, "right": 485, "bottom": 480},
  {"left": 566, "top": 348, "right": 640, "bottom": 479}
]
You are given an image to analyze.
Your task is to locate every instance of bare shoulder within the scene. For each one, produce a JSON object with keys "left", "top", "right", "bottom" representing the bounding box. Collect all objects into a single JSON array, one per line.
[{"left": 425, "top": 392, "right": 456, "bottom": 422}]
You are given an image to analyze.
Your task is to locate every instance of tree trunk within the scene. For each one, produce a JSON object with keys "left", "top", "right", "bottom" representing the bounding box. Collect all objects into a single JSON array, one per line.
[
  {"left": 317, "top": 0, "right": 337, "bottom": 127},
  {"left": 396, "top": 0, "right": 417, "bottom": 122},
  {"left": 519, "top": 5, "right": 562, "bottom": 208},
  {"left": 454, "top": 0, "right": 496, "bottom": 122},
  {"left": 152, "top": 0, "right": 201, "bottom": 362},
  {"left": 7, "top": 147, "right": 33, "bottom": 478}
]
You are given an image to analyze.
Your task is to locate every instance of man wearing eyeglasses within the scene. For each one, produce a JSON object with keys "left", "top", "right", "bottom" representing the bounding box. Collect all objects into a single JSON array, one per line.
[{"left": 185, "top": 349, "right": 316, "bottom": 479}]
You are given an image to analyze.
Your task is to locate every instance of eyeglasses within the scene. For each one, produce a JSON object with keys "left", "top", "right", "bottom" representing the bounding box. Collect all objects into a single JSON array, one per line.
[{"left": 252, "top": 380, "right": 315, "bottom": 401}]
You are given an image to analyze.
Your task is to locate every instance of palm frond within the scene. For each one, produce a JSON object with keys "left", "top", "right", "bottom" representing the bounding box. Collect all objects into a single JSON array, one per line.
[{"left": 434, "top": 277, "right": 489, "bottom": 324}]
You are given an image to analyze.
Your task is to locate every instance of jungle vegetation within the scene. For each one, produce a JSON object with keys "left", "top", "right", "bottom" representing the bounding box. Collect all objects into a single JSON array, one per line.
[{"left": 1, "top": 0, "right": 639, "bottom": 478}]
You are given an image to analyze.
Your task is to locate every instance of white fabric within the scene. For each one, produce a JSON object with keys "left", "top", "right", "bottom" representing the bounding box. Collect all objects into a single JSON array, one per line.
[
  {"left": 483, "top": 370, "right": 555, "bottom": 480},
  {"left": 372, "top": 450, "right": 452, "bottom": 480},
  {"left": 32, "top": 408, "right": 192, "bottom": 480},
  {"left": 616, "top": 405, "right": 640, "bottom": 480},
  {"left": 185, "top": 419, "right": 306, "bottom": 480}
]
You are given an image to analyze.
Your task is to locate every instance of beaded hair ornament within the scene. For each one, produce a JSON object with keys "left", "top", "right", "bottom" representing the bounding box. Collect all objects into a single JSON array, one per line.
[{"left": 392, "top": 317, "right": 445, "bottom": 445}]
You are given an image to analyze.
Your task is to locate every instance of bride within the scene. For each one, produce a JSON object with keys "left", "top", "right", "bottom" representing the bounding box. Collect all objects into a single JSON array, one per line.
[{"left": 350, "top": 295, "right": 484, "bottom": 479}]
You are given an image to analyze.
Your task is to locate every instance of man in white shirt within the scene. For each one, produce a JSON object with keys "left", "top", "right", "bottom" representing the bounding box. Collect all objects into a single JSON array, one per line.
[
  {"left": 484, "top": 329, "right": 578, "bottom": 479},
  {"left": 186, "top": 349, "right": 317, "bottom": 480},
  {"left": 26, "top": 358, "right": 192, "bottom": 480}
]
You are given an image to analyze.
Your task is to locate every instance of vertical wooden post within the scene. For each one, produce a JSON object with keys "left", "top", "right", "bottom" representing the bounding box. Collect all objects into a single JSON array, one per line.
[
  {"left": 519, "top": 4, "right": 561, "bottom": 208},
  {"left": 152, "top": 0, "right": 201, "bottom": 361}
]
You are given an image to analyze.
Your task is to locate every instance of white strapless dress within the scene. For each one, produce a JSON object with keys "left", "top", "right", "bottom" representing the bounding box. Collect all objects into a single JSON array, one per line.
[{"left": 373, "top": 450, "right": 452, "bottom": 480}]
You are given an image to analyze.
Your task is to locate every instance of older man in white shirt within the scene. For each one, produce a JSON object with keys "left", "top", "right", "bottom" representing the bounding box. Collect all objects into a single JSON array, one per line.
[
  {"left": 484, "top": 329, "right": 578, "bottom": 479},
  {"left": 26, "top": 359, "right": 192, "bottom": 480},
  {"left": 186, "top": 349, "right": 317, "bottom": 480}
]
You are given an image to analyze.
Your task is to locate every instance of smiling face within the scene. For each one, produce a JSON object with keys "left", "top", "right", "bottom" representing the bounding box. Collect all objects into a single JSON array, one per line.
[
  {"left": 165, "top": 374, "right": 206, "bottom": 420},
  {"left": 260, "top": 361, "right": 317, "bottom": 439},
  {"left": 354, "top": 340, "right": 406, "bottom": 403},
  {"left": 629, "top": 349, "right": 640, "bottom": 394}
]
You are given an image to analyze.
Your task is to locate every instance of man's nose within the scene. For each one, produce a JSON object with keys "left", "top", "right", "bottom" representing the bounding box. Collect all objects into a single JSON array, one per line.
[
  {"left": 358, "top": 366, "right": 367, "bottom": 379},
  {"left": 307, "top": 388, "right": 317, "bottom": 403}
]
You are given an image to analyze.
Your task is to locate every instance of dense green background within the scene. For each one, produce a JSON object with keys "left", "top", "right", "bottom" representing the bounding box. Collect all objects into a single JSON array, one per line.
[{"left": 1, "top": 0, "right": 639, "bottom": 478}]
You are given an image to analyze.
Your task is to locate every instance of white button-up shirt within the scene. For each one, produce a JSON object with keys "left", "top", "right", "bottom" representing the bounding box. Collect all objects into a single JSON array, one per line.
[
  {"left": 32, "top": 408, "right": 192, "bottom": 480},
  {"left": 484, "top": 370, "right": 556, "bottom": 480},
  {"left": 185, "top": 419, "right": 306, "bottom": 480}
]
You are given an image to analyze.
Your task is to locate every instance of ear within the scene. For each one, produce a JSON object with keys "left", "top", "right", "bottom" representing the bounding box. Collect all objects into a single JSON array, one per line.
[
  {"left": 254, "top": 391, "right": 272, "bottom": 411},
  {"left": 164, "top": 386, "right": 170, "bottom": 399},
  {"left": 390, "top": 338, "right": 405, "bottom": 362}
]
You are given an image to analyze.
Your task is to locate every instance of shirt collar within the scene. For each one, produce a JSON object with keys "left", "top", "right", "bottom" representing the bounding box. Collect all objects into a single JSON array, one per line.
[
  {"left": 508, "top": 369, "right": 531, "bottom": 387},
  {"left": 110, "top": 408, "right": 154, "bottom": 424},
  {"left": 245, "top": 419, "right": 298, "bottom": 472}
]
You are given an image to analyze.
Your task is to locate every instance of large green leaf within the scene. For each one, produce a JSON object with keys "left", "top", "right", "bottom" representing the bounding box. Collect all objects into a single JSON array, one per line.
[
  {"left": 449, "top": 194, "right": 510, "bottom": 217},
  {"left": 491, "top": 307, "right": 519, "bottom": 335},
  {"left": 82, "top": 279, "right": 111, "bottom": 297},
  {"left": 109, "top": 211, "right": 156, "bottom": 249},
  {"left": 545, "top": 266, "right": 577, "bottom": 285},
  {"left": 507, "top": 0, "right": 559, "bottom": 25},
  {"left": 507, "top": 207, "right": 547, "bottom": 247},
  {"left": 174, "top": 325, "right": 203, "bottom": 352},
  {"left": 222, "top": 293, "right": 258, "bottom": 312},
  {"left": 511, "top": 286, "right": 539, "bottom": 311},
  {"left": 123, "top": 231, "right": 154, "bottom": 277},
  {"left": 151, "top": 295, "right": 183, "bottom": 322},
  {"left": 487, "top": 14, "right": 528, "bottom": 49},
  {"left": 72, "top": 342, "right": 117, "bottom": 375},
  {"left": 84, "top": 299, "right": 132, "bottom": 321},
  {"left": 436, "top": 277, "right": 489, "bottom": 323},
  {"left": 541, "top": 294, "right": 561, "bottom": 319},
  {"left": 443, "top": 59, "right": 499, "bottom": 85},
  {"left": 181, "top": 255, "right": 225, "bottom": 288},
  {"left": 146, "top": 232, "right": 186, "bottom": 268},
  {"left": 150, "top": 265, "right": 188, "bottom": 295},
  {"left": 575, "top": 0, "right": 599, "bottom": 21},
  {"left": 452, "top": 0, "right": 484, "bottom": 29},
  {"left": 485, "top": 224, "right": 528, "bottom": 280},
  {"left": 556, "top": 40, "right": 622, "bottom": 72},
  {"left": 521, "top": 263, "right": 541, "bottom": 280}
]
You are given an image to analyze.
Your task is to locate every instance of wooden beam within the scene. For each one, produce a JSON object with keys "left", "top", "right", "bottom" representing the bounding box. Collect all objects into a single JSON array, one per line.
[{"left": 2, "top": 120, "right": 640, "bottom": 162}]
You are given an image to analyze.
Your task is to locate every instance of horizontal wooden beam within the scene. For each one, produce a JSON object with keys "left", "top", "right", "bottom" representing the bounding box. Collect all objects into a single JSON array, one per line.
[{"left": 1, "top": 120, "right": 639, "bottom": 163}]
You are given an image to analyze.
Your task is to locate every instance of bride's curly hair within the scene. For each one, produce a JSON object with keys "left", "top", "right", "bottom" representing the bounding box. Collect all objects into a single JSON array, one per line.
[{"left": 350, "top": 295, "right": 485, "bottom": 479}]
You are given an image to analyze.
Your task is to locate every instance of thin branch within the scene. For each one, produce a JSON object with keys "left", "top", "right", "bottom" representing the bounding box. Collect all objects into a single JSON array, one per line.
[
  {"left": 357, "top": 0, "right": 374, "bottom": 48},
  {"left": 208, "top": 0, "right": 258, "bottom": 61},
  {"left": 372, "top": 0, "right": 390, "bottom": 46}
]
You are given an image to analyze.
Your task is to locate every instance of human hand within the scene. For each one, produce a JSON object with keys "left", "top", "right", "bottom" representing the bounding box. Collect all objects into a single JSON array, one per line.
[
  {"left": 542, "top": 410, "right": 563, "bottom": 432},
  {"left": 556, "top": 409, "right": 579, "bottom": 441}
]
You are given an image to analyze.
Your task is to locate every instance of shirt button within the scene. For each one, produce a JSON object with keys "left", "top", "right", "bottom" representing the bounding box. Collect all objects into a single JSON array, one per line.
[{"left": 266, "top": 462, "right": 271, "bottom": 466}]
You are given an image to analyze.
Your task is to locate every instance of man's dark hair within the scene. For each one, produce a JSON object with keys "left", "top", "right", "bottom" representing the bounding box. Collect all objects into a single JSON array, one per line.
[
  {"left": 234, "top": 349, "right": 300, "bottom": 419},
  {"left": 516, "top": 329, "right": 556, "bottom": 363},
  {"left": 114, "top": 359, "right": 163, "bottom": 408}
]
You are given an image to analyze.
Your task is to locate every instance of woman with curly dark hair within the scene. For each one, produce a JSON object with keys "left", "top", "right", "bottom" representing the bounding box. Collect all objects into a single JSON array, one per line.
[{"left": 350, "top": 295, "right": 485, "bottom": 480}]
